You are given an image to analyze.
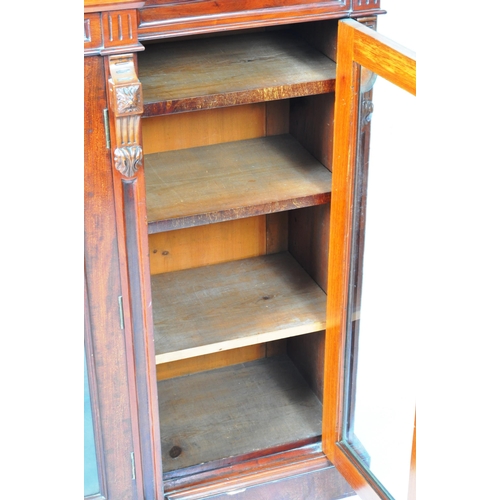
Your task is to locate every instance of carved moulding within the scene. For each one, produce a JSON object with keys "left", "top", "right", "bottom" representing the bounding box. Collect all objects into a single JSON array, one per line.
[{"left": 107, "top": 54, "right": 144, "bottom": 178}]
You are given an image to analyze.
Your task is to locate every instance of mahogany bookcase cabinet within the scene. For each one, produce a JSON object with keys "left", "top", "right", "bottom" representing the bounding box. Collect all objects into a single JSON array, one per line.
[{"left": 84, "top": 1, "right": 387, "bottom": 499}]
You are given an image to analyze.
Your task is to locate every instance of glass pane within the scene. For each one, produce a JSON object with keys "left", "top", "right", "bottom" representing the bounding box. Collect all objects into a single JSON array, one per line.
[
  {"left": 84, "top": 350, "right": 100, "bottom": 496},
  {"left": 344, "top": 70, "right": 416, "bottom": 499}
]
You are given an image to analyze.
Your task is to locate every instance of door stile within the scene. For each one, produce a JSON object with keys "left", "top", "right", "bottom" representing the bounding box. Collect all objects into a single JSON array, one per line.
[
  {"left": 105, "top": 51, "right": 164, "bottom": 500},
  {"left": 322, "top": 17, "right": 416, "bottom": 500},
  {"left": 323, "top": 16, "right": 376, "bottom": 498}
]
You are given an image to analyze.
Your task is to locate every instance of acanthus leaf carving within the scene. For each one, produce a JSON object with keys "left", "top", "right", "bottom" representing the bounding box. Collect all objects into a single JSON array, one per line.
[
  {"left": 114, "top": 145, "right": 143, "bottom": 178},
  {"left": 108, "top": 54, "right": 144, "bottom": 178}
]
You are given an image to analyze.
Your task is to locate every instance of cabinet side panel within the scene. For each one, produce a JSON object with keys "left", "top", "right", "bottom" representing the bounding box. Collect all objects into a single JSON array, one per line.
[
  {"left": 290, "top": 93, "right": 334, "bottom": 171},
  {"left": 292, "top": 19, "right": 339, "bottom": 61},
  {"left": 84, "top": 55, "right": 140, "bottom": 500},
  {"left": 287, "top": 203, "right": 330, "bottom": 405},
  {"left": 288, "top": 204, "right": 330, "bottom": 292},
  {"left": 287, "top": 330, "right": 325, "bottom": 402},
  {"left": 266, "top": 212, "right": 289, "bottom": 254}
]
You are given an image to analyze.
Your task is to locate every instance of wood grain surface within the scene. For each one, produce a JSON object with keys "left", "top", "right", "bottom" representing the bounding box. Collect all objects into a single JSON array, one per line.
[
  {"left": 152, "top": 252, "right": 326, "bottom": 363},
  {"left": 138, "top": 31, "right": 336, "bottom": 116},
  {"left": 145, "top": 134, "right": 332, "bottom": 232},
  {"left": 158, "top": 354, "right": 323, "bottom": 472},
  {"left": 142, "top": 104, "right": 268, "bottom": 155},
  {"left": 149, "top": 217, "right": 266, "bottom": 275},
  {"left": 138, "top": 30, "right": 336, "bottom": 116}
]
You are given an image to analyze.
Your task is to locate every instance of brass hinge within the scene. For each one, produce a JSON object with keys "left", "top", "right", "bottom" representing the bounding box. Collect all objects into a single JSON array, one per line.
[
  {"left": 103, "top": 108, "right": 111, "bottom": 149},
  {"left": 118, "top": 295, "right": 124, "bottom": 329}
]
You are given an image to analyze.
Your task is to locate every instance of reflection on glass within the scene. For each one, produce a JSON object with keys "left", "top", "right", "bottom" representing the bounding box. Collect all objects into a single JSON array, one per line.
[
  {"left": 344, "top": 70, "right": 416, "bottom": 499},
  {"left": 84, "top": 350, "right": 100, "bottom": 496}
]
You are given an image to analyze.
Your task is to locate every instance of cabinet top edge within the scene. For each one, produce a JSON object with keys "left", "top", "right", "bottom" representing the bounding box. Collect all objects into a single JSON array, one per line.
[
  {"left": 84, "top": 0, "right": 144, "bottom": 14},
  {"left": 84, "top": 1, "right": 384, "bottom": 55}
]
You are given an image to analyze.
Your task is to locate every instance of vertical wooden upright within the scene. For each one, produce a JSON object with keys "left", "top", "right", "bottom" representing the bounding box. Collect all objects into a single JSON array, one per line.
[
  {"left": 106, "top": 50, "right": 164, "bottom": 500},
  {"left": 323, "top": 18, "right": 416, "bottom": 500},
  {"left": 85, "top": 2, "right": 163, "bottom": 499},
  {"left": 84, "top": 53, "right": 143, "bottom": 500}
]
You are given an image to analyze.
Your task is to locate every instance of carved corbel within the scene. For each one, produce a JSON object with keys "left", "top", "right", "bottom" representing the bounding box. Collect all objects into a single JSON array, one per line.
[{"left": 107, "top": 54, "right": 143, "bottom": 178}]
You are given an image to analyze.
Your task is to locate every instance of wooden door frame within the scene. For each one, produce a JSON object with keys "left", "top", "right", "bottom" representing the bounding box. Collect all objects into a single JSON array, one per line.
[{"left": 322, "top": 18, "right": 416, "bottom": 500}]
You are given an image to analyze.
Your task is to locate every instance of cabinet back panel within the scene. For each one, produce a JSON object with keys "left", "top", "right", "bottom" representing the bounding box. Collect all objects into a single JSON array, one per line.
[
  {"left": 142, "top": 101, "right": 289, "bottom": 155},
  {"left": 149, "top": 216, "right": 266, "bottom": 274},
  {"left": 266, "top": 99, "right": 290, "bottom": 136},
  {"left": 156, "top": 344, "right": 265, "bottom": 381},
  {"left": 156, "top": 340, "right": 288, "bottom": 381},
  {"left": 142, "top": 104, "right": 266, "bottom": 154}
]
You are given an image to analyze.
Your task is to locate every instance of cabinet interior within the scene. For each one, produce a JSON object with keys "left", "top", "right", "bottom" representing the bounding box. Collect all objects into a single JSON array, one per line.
[{"left": 139, "top": 20, "right": 337, "bottom": 476}]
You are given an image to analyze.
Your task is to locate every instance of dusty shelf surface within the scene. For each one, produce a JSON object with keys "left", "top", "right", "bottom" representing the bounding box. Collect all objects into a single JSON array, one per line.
[
  {"left": 152, "top": 252, "right": 327, "bottom": 363},
  {"left": 145, "top": 134, "right": 332, "bottom": 233},
  {"left": 139, "top": 30, "right": 336, "bottom": 116},
  {"left": 158, "top": 354, "right": 323, "bottom": 473}
]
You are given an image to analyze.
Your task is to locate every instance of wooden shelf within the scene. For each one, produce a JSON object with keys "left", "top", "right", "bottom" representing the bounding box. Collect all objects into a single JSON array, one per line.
[
  {"left": 139, "top": 30, "right": 336, "bottom": 117},
  {"left": 152, "top": 252, "right": 326, "bottom": 363},
  {"left": 145, "top": 134, "right": 332, "bottom": 233},
  {"left": 158, "top": 354, "right": 323, "bottom": 472}
]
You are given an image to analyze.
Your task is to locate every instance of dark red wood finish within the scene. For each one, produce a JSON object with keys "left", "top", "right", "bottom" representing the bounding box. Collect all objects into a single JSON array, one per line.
[
  {"left": 164, "top": 441, "right": 354, "bottom": 499},
  {"left": 136, "top": 0, "right": 384, "bottom": 40},
  {"left": 84, "top": 54, "right": 143, "bottom": 500},
  {"left": 104, "top": 52, "right": 164, "bottom": 500},
  {"left": 84, "top": 2, "right": 385, "bottom": 498}
]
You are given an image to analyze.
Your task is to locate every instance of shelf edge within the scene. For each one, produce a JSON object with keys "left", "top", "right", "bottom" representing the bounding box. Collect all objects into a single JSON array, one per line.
[{"left": 155, "top": 322, "right": 326, "bottom": 364}]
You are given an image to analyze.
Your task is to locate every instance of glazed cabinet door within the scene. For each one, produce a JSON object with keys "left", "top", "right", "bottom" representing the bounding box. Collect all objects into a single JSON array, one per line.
[{"left": 323, "top": 18, "right": 416, "bottom": 500}]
